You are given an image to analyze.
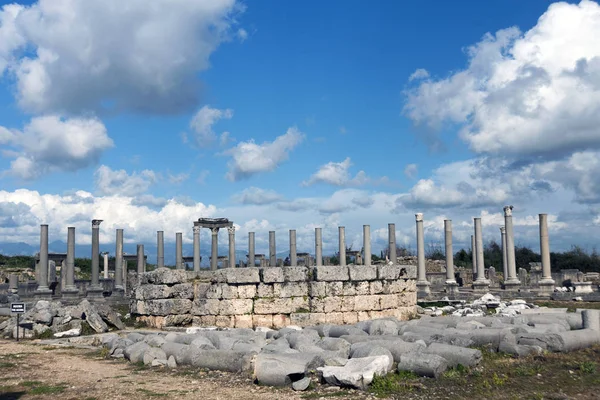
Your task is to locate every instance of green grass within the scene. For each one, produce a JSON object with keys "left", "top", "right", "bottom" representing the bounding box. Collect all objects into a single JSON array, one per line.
[{"left": 29, "top": 384, "right": 67, "bottom": 395}]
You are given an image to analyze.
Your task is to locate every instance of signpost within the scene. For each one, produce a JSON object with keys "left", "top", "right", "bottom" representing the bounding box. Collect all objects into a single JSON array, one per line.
[{"left": 10, "top": 303, "right": 25, "bottom": 341}]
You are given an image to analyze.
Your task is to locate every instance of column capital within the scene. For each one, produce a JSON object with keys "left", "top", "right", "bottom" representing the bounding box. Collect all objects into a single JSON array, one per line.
[
  {"left": 92, "top": 219, "right": 103, "bottom": 228},
  {"left": 500, "top": 226, "right": 506, "bottom": 233},
  {"left": 503, "top": 205, "right": 513, "bottom": 217},
  {"left": 193, "top": 226, "right": 201, "bottom": 234},
  {"left": 415, "top": 213, "right": 423, "bottom": 222},
  {"left": 211, "top": 227, "right": 219, "bottom": 235},
  {"left": 227, "top": 226, "right": 235, "bottom": 235}
]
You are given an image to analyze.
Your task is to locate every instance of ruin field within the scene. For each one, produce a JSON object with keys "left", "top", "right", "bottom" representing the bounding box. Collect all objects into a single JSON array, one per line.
[{"left": 1, "top": 338, "right": 599, "bottom": 400}]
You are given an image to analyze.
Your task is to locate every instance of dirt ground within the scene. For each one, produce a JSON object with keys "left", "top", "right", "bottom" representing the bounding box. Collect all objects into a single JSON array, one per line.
[{"left": 0, "top": 340, "right": 372, "bottom": 400}]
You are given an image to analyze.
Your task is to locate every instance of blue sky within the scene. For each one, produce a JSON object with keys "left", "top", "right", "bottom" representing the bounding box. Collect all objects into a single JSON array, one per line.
[{"left": 1, "top": 0, "right": 600, "bottom": 259}]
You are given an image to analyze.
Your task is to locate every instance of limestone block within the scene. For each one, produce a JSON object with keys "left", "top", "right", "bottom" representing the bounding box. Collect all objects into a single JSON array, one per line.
[
  {"left": 273, "top": 314, "right": 291, "bottom": 329},
  {"left": 220, "top": 284, "right": 238, "bottom": 299},
  {"left": 283, "top": 267, "right": 309, "bottom": 282},
  {"left": 355, "top": 281, "right": 370, "bottom": 296},
  {"left": 348, "top": 265, "right": 378, "bottom": 281},
  {"left": 313, "top": 266, "right": 349, "bottom": 281},
  {"left": 237, "top": 284, "right": 257, "bottom": 299},
  {"left": 199, "top": 315, "right": 217, "bottom": 326},
  {"left": 357, "top": 312, "right": 371, "bottom": 322},
  {"left": 171, "top": 283, "right": 194, "bottom": 299},
  {"left": 343, "top": 312, "right": 359, "bottom": 324},
  {"left": 219, "top": 299, "right": 253, "bottom": 316},
  {"left": 197, "top": 270, "right": 216, "bottom": 282},
  {"left": 291, "top": 296, "right": 310, "bottom": 313},
  {"left": 257, "top": 283, "right": 274, "bottom": 298},
  {"left": 254, "top": 298, "right": 293, "bottom": 314},
  {"left": 205, "top": 285, "right": 222, "bottom": 299},
  {"left": 398, "top": 292, "right": 417, "bottom": 307},
  {"left": 382, "top": 280, "right": 410, "bottom": 294},
  {"left": 164, "top": 315, "right": 192, "bottom": 326},
  {"left": 324, "top": 297, "right": 343, "bottom": 313},
  {"left": 309, "top": 281, "right": 327, "bottom": 297},
  {"left": 341, "top": 296, "right": 356, "bottom": 312},
  {"left": 261, "top": 268, "right": 285, "bottom": 283},
  {"left": 377, "top": 265, "right": 403, "bottom": 280},
  {"left": 145, "top": 268, "right": 189, "bottom": 284},
  {"left": 225, "top": 268, "right": 261, "bottom": 284},
  {"left": 370, "top": 281, "right": 384, "bottom": 295},
  {"left": 253, "top": 314, "right": 273, "bottom": 328},
  {"left": 319, "top": 356, "right": 391, "bottom": 389},
  {"left": 353, "top": 295, "right": 381, "bottom": 312},
  {"left": 234, "top": 315, "right": 254, "bottom": 329},
  {"left": 342, "top": 282, "right": 357, "bottom": 296},
  {"left": 325, "top": 282, "right": 344, "bottom": 296},
  {"left": 215, "top": 316, "right": 235, "bottom": 328},
  {"left": 290, "top": 312, "right": 327, "bottom": 327},
  {"left": 136, "top": 285, "right": 171, "bottom": 300},
  {"left": 194, "top": 282, "right": 211, "bottom": 298},
  {"left": 379, "top": 294, "right": 398, "bottom": 309},
  {"left": 398, "top": 264, "right": 417, "bottom": 279},
  {"left": 137, "top": 299, "right": 192, "bottom": 316},
  {"left": 310, "top": 297, "right": 326, "bottom": 313},
  {"left": 274, "top": 282, "right": 309, "bottom": 298},
  {"left": 191, "top": 299, "right": 220, "bottom": 316}
]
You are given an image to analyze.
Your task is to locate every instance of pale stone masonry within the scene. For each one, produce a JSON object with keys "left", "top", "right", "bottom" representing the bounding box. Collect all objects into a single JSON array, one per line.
[{"left": 131, "top": 264, "right": 418, "bottom": 329}]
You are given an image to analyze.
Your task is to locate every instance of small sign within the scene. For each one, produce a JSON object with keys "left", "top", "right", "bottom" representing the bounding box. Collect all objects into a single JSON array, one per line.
[{"left": 10, "top": 303, "right": 25, "bottom": 314}]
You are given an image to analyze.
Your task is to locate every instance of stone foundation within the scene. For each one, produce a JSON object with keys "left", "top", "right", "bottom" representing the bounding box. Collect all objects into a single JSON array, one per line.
[{"left": 130, "top": 265, "right": 417, "bottom": 329}]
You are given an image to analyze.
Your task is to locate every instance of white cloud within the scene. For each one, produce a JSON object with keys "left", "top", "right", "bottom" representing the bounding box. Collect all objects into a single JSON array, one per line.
[
  {"left": 224, "top": 127, "right": 305, "bottom": 181},
  {"left": 232, "top": 187, "right": 284, "bottom": 205},
  {"left": 94, "top": 165, "right": 157, "bottom": 196},
  {"left": 303, "top": 157, "right": 370, "bottom": 187},
  {"left": 0, "top": 0, "right": 243, "bottom": 115},
  {"left": 408, "top": 68, "right": 429, "bottom": 81},
  {"left": 404, "top": 163, "right": 418, "bottom": 180},
  {"left": 1, "top": 116, "right": 113, "bottom": 179},
  {"left": 167, "top": 172, "right": 190, "bottom": 185},
  {"left": 404, "top": 0, "right": 600, "bottom": 160},
  {"left": 189, "top": 105, "right": 234, "bottom": 147}
]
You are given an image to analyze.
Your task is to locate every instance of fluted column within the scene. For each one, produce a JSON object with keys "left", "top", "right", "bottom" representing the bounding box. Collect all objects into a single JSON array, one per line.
[
  {"left": 269, "top": 231, "right": 276, "bottom": 267},
  {"left": 248, "top": 232, "right": 255, "bottom": 267},
  {"left": 444, "top": 220, "right": 457, "bottom": 288},
  {"left": 35, "top": 224, "right": 52, "bottom": 297},
  {"left": 289, "top": 230, "right": 297, "bottom": 266},
  {"left": 228, "top": 226, "right": 236, "bottom": 268},
  {"left": 500, "top": 227, "right": 508, "bottom": 280},
  {"left": 338, "top": 226, "right": 346, "bottom": 266},
  {"left": 471, "top": 234, "right": 477, "bottom": 278},
  {"left": 103, "top": 253, "right": 109, "bottom": 279},
  {"left": 115, "top": 229, "right": 124, "bottom": 291},
  {"left": 539, "top": 213, "right": 555, "bottom": 292},
  {"left": 137, "top": 244, "right": 145, "bottom": 273},
  {"left": 65, "top": 227, "right": 77, "bottom": 291},
  {"left": 363, "top": 225, "right": 371, "bottom": 266},
  {"left": 504, "top": 205, "right": 521, "bottom": 289},
  {"left": 211, "top": 228, "right": 219, "bottom": 271},
  {"left": 315, "top": 228, "right": 323, "bottom": 266},
  {"left": 176, "top": 232, "right": 183, "bottom": 270},
  {"left": 388, "top": 223, "right": 397, "bottom": 264},
  {"left": 90, "top": 219, "right": 102, "bottom": 289},
  {"left": 415, "top": 213, "right": 430, "bottom": 295},
  {"left": 473, "top": 217, "right": 490, "bottom": 290},
  {"left": 157, "top": 231, "right": 164, "bottom": 268},
  {"left": 193, "top": 224, "right": 201, "bottom": 272}
]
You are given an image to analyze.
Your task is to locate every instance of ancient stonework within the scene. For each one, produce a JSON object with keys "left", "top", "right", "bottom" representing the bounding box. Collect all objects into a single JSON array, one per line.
[{"left": 130, "top": 265, "right": 418, "bottom": 329}]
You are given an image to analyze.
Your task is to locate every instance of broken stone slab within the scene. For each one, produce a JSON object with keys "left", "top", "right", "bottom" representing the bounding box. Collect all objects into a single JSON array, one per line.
[
  {"left": 423, "top": 343, "right": 482, "bottom": 368},
  {"left": 582, "top": 310, "right": 600, "bottom": 331},
  {"left": 291, "top": 377, "right": 312, "bottom": 391},
  {"left": 349, "top": 342, "right": 394, "bottom": 370},
  {"left": 124, "top": 341, "right": 150, "bottom": 363},
  {"left": 397, "top": 352, "right": 448, "bottom": 378},
  {"left": 499, "top": 333, "right": 543, "bottom": 357},
  {"left": 318, "top": 355, "right": 391, "bottom": 390},
  {"left": 53, "top": 328, "right": 81, "bottom": 338},
  {"left": 254, "top": 353, "right": 322, "bottom": 387}
]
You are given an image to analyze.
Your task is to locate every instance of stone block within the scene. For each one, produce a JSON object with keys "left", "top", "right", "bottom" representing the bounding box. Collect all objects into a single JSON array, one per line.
[
  {"left": 342, "top": 281, "right": 357, "bottom": 296},
  {"left": 225, "top": 268, "right": 261, "bottom": 284},
  {"left": 353, "top": 295, "right": 381, "bottom": 312},
  {"left": 377, "top": 265, "right": 402, "bottom": 280},
  {"left": 341, "top": 296, "right": 355, "bottom": 312},
  {"left": 282, "top": 266, "right": 309, "bottom": 282},
  {"left": 205, "top": 285, "right": 222, "bottom": 299},
  {"left": 323, "top": 297, "right": 343, "bottom": 313},
  {"left": 199, "top": 315, "right": 217, "bottom": 326},
  {"left": 348, "top": 265, "right": 378, "bottom": 281},
  {"left": 325, "top": 282, "right": 343, "bottom": 296},
  {"left": 145, "top": 268, "right": 189, "bottom": 284},
  {"left": 219, "top": 299, "right": 253, "bottom": 315},
  {"left": 382, "top": 280, "right": 409, "bottom": 294},
  {"left": 164, "top": 314, "right": 192, "bottom": 326},
  {"left": 191, "top": 299, "right": 220, "bottom": 316},
  {"left": 398, "top": 292, "right": 417, "bottom": 307},
  {"left": 355, "top": 281, "right": 370, "bottom": 295},
  {"left": 313, "top": 266, "right": 349, "bottom": 281},
  {"left": 291, "top": 296, "right": 310, "bottom": 313},
  {"left": 135, "top": 285, "right": 171, "bottom": 300},
  {"left": 273, "top": 282, "right": 308, "bottom": 298},
  {"left": 379, "top": 294, "right": 398, "bottom": 309},
  {"left": 309, "top": 281, "right": 327, "bottom": 297},
  {"left": 272, "top": 314, "right": 291, "bottom": 329},
  {"left": 398, "top": 264, "right": 417, "bottom": 279},
  {"left": 357, "top": 311, "right": 370, "bottom": 322},
  {"left": 234, "top": 315, "right": 254, "bottom": 329},
  {"left": 370, "top": 281, "right": 384, "bottom": 295},
  {"left": 220, "top": 284, "right": 238, "bottom": 299},
  {"left": 260, "top": 268, "right": 285, "bottom": 283},
  {"left": 343, "top": 312, "right": 359, "bottom": 324},
  {"left": 254, "top": 298, "right": 293, "bottom": 314},
  {"left": 237, "top": 284, "right": 257, "bottom": 299},
  {"left": 257, "top": 283, "right": 274, "bottom": 298},
  {"left": 215, "top": 315, "right": 235, "bottom": 328},
  {"left": 290, "top": 312, "right": 328, "bottom": 327},
  {"left": 253, "top": 314, "right": 273, "bottom": 328},
  {"left": 194, "top": 282, "right": 212, "bottom": 298}
]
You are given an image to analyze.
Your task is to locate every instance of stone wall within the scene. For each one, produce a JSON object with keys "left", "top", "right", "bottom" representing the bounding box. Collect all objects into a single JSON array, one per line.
[{"left": 130, "top": 265, "right": 417, "bottom": 330}]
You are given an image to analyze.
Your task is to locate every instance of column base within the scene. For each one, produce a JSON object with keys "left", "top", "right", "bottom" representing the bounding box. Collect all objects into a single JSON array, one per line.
[
  {"left": 61, "top": 288, "right": 80, "bottom": 299},
  {"left": 416, "top": 281, "right": 431, "bottom": 297},
  {"left": 504, "top": 279, "right": 521, "bottom": 291},
  {"left": 538, "top": 280, "right": 555, "bottom": 295},
  {"left": 86, "top": 286, "right": 105, "bottom": 301},
  {"left": 34, "top": 288, "right": 53, "bottom": 300},
  {"left": 112, "top": 287, "right": 125, "bottom": 298},
  {"left": 472, "top": 279, "right": 490, "bottom": 292},
  {"left": 573, "top": 282, "right": 593, "bottom": 294},
  {"left": 445, "top": 282, "right": 460, "bottom": 295}
]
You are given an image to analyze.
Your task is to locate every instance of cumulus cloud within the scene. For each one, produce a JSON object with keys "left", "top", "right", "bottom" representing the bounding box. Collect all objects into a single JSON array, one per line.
[
  {"left": 231, "top": 187, "right": 284, "bottom": 205},
  {"left": 0, "top": 0, "right": 243, "bottom": 115},
  {"left": 224, "top": 127, "right": 305, "bottom": 181},
  {"left": 189, "top": 105, "right": 234, "bottom": 147},
  {"left": 1, "top": 116, "right": 113, "bottom": 179},
  {"left": 94, "top": 165, "right": 157, "bottom": 196},
  {"left": 302, "top": 158, "right": 371, "bottom": 187},
  {"left": 404, "top": 0, "right": 600, "bottom": 160}
]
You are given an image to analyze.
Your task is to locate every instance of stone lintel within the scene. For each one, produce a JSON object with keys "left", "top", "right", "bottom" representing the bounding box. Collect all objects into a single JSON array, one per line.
[{"left": 197, "top": 218, "right": 233, "bottom": 229}]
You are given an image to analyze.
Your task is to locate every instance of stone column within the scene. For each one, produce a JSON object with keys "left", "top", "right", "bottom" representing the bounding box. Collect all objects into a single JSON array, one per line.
[
  {"left": 8, "top": 274, "right": 18, "bottom": 294},
  {"left": 500, "top": 227, "right": 508, "bottom": 281},
  {"left": 176, "top": 232, "right": 183, "bottom": 270},
  {"left": 88, "top": 219, "right": 104, "bottom": 299},
  {"left": 363, "top": 225, "right": 371, "bottom": 266},
  {"left": 444, "top": 220, "right": 458, "bottom": 293},
  {"left": 63, "top": 227, "right": 78, "bottom": 296},
  {"left": 157, "top": 231, "right": 164, "bottom": 268},
  {"left": 415, "top": 213, "right": 430, "bottom": 296},
  {"left": 114, "top": 229, "right": 124, "bottom": 292},
  {"left": 35, "top": 224, "right": 52, "bottom": 298},
  {"left": 539, "top": 213, "right": 555, "bottom": 293},
  {"left": 137, "top": 244, "right": 145, "bottom": 273},
  {"left": 269, "top": 231, "right": 276, "bottom": 267},
  {"left": 471, "top": 235, "right": 477, "bottom": 279},
  {"left": 289, "top": 230, "right": 297, "bottom": 267},
  {"left": 473, "top": 217, "right": 490, "bottom": 291},
  {"left": 228, "top": 226, "right": 236, "bottom": 268},
  {"left": 210, "top": 228, "right": 219, "bottom": 271},
  {"left": 504, "top": 205, "right": 521, "bottom": 289},
  {"left": 103, "top": 253, "right": 109, "bottom": 279},
  {"left": 193, "top": 225, "right": 201, "bottom": 272},
  {"left": 388, "top": 223, "right": 397, "bottom": 264},
  {"left": 338, "top": 226, "right": 346, "bottom": 266},
  {"left": 248, "top": 232, "right": 255, "bottom": 267},
  {"left": 315, "top": 228, "right": 323, "bottom": 266}
]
